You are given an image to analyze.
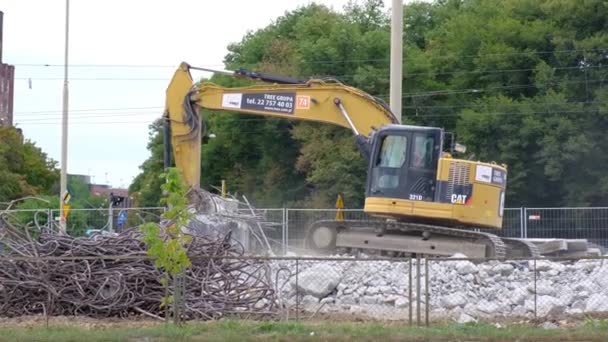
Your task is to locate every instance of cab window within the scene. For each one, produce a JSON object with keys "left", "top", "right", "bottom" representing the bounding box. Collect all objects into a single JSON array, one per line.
[
  {"left": 412, "top": 134, "right": 435, "bottom": 169},
  {"left": 376, "top": 135, "right": 407, "bottom": 168}
]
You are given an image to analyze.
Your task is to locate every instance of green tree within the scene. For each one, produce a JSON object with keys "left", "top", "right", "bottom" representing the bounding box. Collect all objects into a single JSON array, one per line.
[
  {"left": 129, "top": 119, "right": 166, "bottom": 207},
  {"left": 130, "top": 0, "right": 608, "bottom": 208},
  {"left": 0, "top": 126, "right": 58, "bottom": 204}
]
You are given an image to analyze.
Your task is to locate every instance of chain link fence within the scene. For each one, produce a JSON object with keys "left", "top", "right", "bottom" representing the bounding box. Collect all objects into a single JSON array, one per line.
[
  {"left": 426, "top": 256, "right": 608, "bottom": 323},
  {"left": 0, "top": 207, "right": 165, "bottom": 236},
  {"left": 3, "top": 206, "right": 608, "bottom": 252},
  {"left": 48, "top": 207, "right": 165, "bottom": 236},
  {"left": 525, "top": 207, "right": 608, "bottom": 250},
  {"left": 0, "top": 254, "right": 606, "bottom": 324},
  {"left": 0, "top": 208, "right": 51, "bottom": 229},
  {"left": 236, "top": 208, "right": 286, "bottom": 254}
]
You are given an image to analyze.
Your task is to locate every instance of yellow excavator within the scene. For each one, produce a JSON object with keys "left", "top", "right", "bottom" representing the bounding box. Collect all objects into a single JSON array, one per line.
[{"left": 163, "top": 62, "right": 538, "bottom": 258}]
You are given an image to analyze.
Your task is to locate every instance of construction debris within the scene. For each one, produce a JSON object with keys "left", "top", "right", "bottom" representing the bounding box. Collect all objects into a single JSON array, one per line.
[
  {"left": 270, "top": 254, "right": 608, "bottom": 320},
  {"left": 0, "top": 211, "right": 276, "bottom": 320}
]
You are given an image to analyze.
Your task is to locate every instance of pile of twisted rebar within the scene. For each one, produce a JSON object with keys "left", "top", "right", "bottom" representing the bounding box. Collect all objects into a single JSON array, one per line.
[{"left": 0, "top": 215, "right": 276, "bottom": 320}]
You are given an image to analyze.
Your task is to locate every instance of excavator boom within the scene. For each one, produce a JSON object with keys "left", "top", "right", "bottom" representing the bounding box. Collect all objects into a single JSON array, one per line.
[{"left": 165, "top": 62, "right": 398, "bottom": 188}]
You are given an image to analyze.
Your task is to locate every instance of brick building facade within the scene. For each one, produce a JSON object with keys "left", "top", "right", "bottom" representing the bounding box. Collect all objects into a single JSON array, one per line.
[{"left": 0, "top": 11, "right": 15, "bottom": 127}]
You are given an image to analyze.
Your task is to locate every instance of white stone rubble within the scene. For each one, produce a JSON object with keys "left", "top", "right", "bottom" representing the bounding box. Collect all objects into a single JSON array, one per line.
[{"left": 269, "top": 255, "right": 608, "bottom": 321}]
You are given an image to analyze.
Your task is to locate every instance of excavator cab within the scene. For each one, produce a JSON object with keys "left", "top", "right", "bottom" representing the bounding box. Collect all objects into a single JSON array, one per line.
[
  {"left": 364, "top": 124, "right": 507, "bottom": 230},
  {"left": 368, "top": 125, "right": 442, "bottom": 203}
]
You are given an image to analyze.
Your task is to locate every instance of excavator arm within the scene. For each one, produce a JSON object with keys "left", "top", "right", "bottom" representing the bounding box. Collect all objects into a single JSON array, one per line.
[
  {"left": 164, "top": 62, "right": 398, "bottom": 188},
  {"left": 162, "top": 62, "right": 563, "bottom": 259}
]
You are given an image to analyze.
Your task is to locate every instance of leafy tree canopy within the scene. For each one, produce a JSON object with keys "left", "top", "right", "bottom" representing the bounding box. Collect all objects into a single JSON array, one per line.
[
  {"left": 0, "top": 127, "right": 58, "bottom": 205},
  {"left": 131, "top": 0, "right": 608, "bottom": 208}
]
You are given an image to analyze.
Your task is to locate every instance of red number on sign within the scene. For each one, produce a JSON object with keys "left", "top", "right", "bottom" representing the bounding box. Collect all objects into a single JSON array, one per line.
[{"left": 296, "top": 96, "right": 310, "bottom": 109}]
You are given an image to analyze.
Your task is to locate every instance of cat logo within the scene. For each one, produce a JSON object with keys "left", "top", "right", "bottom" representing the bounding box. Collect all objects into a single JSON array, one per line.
[{"left": 451, "top": 194, "right": 468, "bottom": 205}]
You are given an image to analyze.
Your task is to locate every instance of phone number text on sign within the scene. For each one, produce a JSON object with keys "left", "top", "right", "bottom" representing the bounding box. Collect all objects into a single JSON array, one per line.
[{"left": 241, "top": 93, "right": 295, "bottom": 114}]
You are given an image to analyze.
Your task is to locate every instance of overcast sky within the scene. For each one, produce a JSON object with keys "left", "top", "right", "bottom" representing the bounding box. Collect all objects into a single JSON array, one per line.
[{"left": 1, "top": 0, "right": 396, "bottom": 189}]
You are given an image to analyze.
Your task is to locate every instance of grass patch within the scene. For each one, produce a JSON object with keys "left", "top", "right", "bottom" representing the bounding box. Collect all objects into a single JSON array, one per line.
[{"left": 0, "top": 318, "right": 607, "bottom": 341}]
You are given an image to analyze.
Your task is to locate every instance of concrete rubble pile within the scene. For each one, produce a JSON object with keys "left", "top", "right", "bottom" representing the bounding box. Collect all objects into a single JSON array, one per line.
[
  {"left": 269, "top": 254, "right": 608, "bottom": 322},
  {"left": 184, "top": 190, "right": 276, "bottom": 254}
]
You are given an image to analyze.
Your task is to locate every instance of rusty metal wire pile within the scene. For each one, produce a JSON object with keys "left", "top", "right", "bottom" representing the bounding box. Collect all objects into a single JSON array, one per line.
[{"left": 0, "top": 217, "right": 276, "bottom": 320}]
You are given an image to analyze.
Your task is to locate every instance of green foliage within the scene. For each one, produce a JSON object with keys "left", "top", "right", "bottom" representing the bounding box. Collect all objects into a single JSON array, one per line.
[
  {"left": 209, "top": 0, "right": 391, "bottom": 208},
  {"left": 131, "top": 0, "right": 608, "bottom": 208},
  {"left": 1, "top": 319, "right": 608, "bottom": 341},
  {"left": 129, "top": 119, "right": 166, "bottom": 207},
  {"left": 140, "top": 167, "right": 192, "bottom": 277},
  {"left": 0, "top": 127, "right": 58, "bottom": 204},
  {"left": 11, "top": 175, "right": 109, "bottom": 236},
  {"left": 139, "top": 167, "right": 192, "bottom": 320}
]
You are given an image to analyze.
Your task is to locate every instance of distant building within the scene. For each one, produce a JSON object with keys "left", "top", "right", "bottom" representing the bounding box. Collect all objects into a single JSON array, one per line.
[
  {"left": 0, "top": 12, "right": 15, "bottom": 127},
  {"left": 68, "top": 173, "right": 132, "bottom": 207},
  {"left": 89, "top": 184, "right": 111, "bottom": 197}
]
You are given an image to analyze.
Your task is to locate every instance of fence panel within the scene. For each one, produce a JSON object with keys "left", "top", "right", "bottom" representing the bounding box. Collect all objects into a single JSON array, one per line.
[
  {"left": 478, "top": 208, "right": 523, "bottom": 238},
  {"left": 0, "top": 208, "right": 51, "bottom": 230},
  {"left": 50, "top": 207, "right": 165, "bottom": 236},
  {"left": 1, "top": 253, "right": 607, "bottom": 323},
  {"left": 236, "top": 208, "right": 285, "bottom": 254},
  {"left": 525, "top": 207, "right": 608, "bottom": 249},
  {"left": 7, "top": 205, "right": 608, "bottom": 251}
]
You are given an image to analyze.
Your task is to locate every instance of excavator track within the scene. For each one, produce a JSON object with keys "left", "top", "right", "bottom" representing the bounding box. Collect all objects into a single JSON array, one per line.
[
  {"left": 304, "top": 219, "right": 512, "bottom": 258},
  {"left": 500, "top": 238, "right": 541, "bottom": 258}
]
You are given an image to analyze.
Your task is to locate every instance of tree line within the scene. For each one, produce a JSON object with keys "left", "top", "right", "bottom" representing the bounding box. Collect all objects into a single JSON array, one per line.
[
  {"left": 131, "top": 0, "right": 608, "bottom": 208},
  {"left": 0, "top": 126, "right": 113, "bottom": 235},
  {"left": 8, "top": 0, "right": 604, "bottom": 211}
]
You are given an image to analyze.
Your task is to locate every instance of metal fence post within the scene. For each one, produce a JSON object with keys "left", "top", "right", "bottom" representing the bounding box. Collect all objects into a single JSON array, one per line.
[
  {"left": 295, "top": 257, "right": 299, "bottom": 321},
  {"left": 533, "top": 258, "right": 537, "bottom": 321},
  {"left": 416, "top": 254, "right": 421, "bottom": 326},
  {"left": 524, "top": 207, "right": 528, "bottom": 238},
  {"left": 520, "top": 207, "right": 524, "bottom": 238},
  {"left": 425, "top": 257, "right": 429, "bottom": 327},
  {"left": 282, "top": 208, "right": 287, "bottom": 255},
  {"left": 49, "top": 209, "right": 55, "bottom": 231},
  {"left": 285, "top": 209, "right": 290, "bottom": 252},
  {"left": 408, "top": 258, "right": 413, "bottom": 326},
  {"left": 108, "top": 204, "right": 114, "bottom": 233},
  {"left": 47, "top": 209, "right": 52, "bottom": 230}
]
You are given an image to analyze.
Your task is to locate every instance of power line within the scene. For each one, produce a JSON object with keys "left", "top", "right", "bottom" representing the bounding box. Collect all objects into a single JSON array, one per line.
[
  {"left": 13, "top": 77, "right": 608, "bottom": 101},
  {"left": 14, "top": 63, "right": 608, "bottom": 82},
  {"left": 13, "top": 63, "right": 189, "bottom": 68},
  {"left": 11, "top": 78, "right": 607, "bottom": 117},
  {"left": 14, "top": 105, "right": 608, "bottom": 126},
  {"left": 15, "top": 77, "right": 171, "bottom": 81},
  {"left": 16, "top": 110, "right": 162, "bottom": 118},
  {"left": 403, "top": 100, "right": 608, "bottom": 111},
  {"left": 15, "top": 120, "right": 160, "bottom": 126},
  {"left": 13, "top": 107, "right": 164, "bottom": 116},
  {"left": 417, "top": 109, "right": 606, "bottom": 118},
  {"left": 15, "top": 112, "right": 161, "bottom": 121},
  {"left": 398, "top": 78, "right": 606, "bottom": 98},
  {"left": 10, "top": 47, "right": 608, "bottom": 69},
  {"left": 14, "top": 106, "right": 163, "bottom": 115},
  {"left": 331, "top": 64, "right": 608, "bottom": 79}
]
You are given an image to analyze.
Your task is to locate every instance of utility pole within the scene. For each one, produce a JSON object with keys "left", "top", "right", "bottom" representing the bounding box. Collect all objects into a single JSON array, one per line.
[
  {"left": 390, "top": 0, "right": 403, "bottom": 123},
  {"left": 59, "top": 0, "right": 70, "bottom": 233}
]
